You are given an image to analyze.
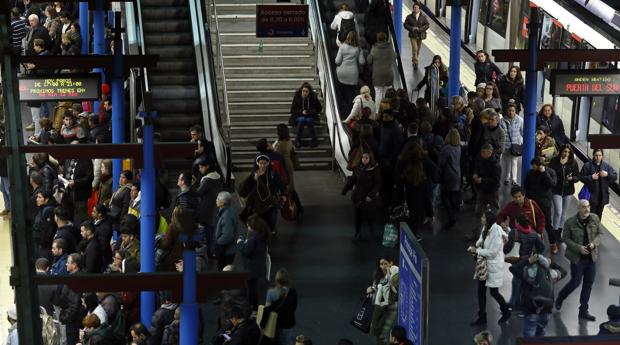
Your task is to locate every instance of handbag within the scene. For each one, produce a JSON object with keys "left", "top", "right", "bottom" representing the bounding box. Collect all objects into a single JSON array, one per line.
[
  {"left": 390, "top": 202, "right": 410, "bottom": 222},
  {"left": 578, "top": 185, "right": 590, "bottom": 201},
  {"left": 257, "top": 289, "right": 289, "bottom": 339},
  {"left": 280, "top": 194, "right": 298, "bottom": 221},
  {"left": 504, "top": 119, "right": 522, "bottom": 156},
  {"left": 504, "top": 229, "right": 521, "bottom": 263},
  {"left": 475, "top": 255, "right": 488, "bottom": 281},
  {"left": 382, "top": 223, "right": 398, "bottom": 248},
  {"left": 350, "top": 295, "right": 374, "bottom": 333}
]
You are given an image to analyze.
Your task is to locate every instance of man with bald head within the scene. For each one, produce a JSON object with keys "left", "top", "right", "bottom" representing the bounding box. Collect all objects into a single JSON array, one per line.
[{"left": 555, "top": 199, "right": 602, "bottom": 322}]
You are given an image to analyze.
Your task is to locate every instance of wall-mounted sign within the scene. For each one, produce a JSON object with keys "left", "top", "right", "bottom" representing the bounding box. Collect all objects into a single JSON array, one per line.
[
  {"left": 551, "top": 70, "right": 620, "bottom": 96},
  {"left": 19, "top": 74, "right": 101, "bottom": 101},
  {"left": 256, "top": 4, "right": 308, "bottom": 38}
]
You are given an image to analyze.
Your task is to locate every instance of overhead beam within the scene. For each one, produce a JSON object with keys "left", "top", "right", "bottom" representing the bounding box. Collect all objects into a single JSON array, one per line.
[
  {"left": 492, "top": 49, "right": 620, "bottom": 69},
  {"left": 18, "top": 55, "right": 159, "bottom": 71},
  {"left": 587, "top": 135, "right": 620, "bottom": 149}
]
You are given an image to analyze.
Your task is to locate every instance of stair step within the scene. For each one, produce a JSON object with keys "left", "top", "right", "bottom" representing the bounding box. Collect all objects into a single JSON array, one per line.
[
  {"left": 221, "top": 44, "right": 314, "bottom": 55},
  {"left": 234, "top": 157, "right": 332, "bottom": 171},
  {"left": 231, "top": 133, "right": 330, "bottom": 140},
  {"left": 227, "top": 90, "right": 298, "bottom": 102},
  {"left": 230, "top": 124, "right": 326, "bottom": 135},
  {"left": 152, "top": 59, "right": 197, "bottom": 73},
  {"left": 154, "top": 115, "right": 202, "bottom": 127},
  {"left": 223, "top": 66, "right": 316, "bottom": 78},
  {"left": 141, "top": 0, "right": 187, "bottom": 6},
  {"left": 224, "top": 78, "right": 319, "bottom": 90},
  {"left": 153, "top": 99, "right": 201, "bottom": 113}
]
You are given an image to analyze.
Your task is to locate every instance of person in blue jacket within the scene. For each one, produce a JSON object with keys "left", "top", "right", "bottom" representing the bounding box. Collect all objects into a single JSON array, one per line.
[{"left": 579, "top": 149, "right": 618, "bottom": 220}]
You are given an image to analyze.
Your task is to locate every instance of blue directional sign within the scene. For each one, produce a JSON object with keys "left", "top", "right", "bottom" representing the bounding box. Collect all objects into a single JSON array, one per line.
[
  {"left": 398, "top": 223, "right": 429, "bottom": 345},
  {"left": 256, "top": 4, "right": 308, "bottom": 38}
]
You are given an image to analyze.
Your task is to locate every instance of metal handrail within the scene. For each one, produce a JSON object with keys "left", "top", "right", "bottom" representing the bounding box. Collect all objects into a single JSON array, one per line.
[
  {"left": 309, "top": 0, "right": 351, "bottom": 175},
  {"left": 209, "top": 0, "right": 231, "bottom": 135},
  {"left": 384, "top": 0, "right": 408, "bottom": 94},
  {"left": 133, "top": 0, "right": 149, "bottom": 92}
]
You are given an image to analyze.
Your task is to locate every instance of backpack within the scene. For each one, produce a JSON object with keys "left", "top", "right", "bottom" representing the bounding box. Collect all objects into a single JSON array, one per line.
[
  {"left": 41, "top": 308, "right": 60, "bottom": 345},
  {"left": 338, "top": 17, "right": 356, "bottom": 43},
  {"left": 523, "top": 262, "right": 554, "bottom": 312},
  {"left": 270, "top": 159, "right": 289, "bottom": 186}
]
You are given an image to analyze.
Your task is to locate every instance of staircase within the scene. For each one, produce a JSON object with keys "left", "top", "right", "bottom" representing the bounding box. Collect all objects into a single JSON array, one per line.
[
  {"left": 212, "top": 0, "right": 332, "bottom": 170},
  {"left": 141, "top": 0, "right": 202, "bottom": 188}
]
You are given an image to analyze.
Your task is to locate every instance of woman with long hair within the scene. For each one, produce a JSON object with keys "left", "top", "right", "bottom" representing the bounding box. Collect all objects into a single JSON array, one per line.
[
  {"left": 482, "top": 81, "right": 502, "bottom": 112},
  {"left": 415, "top": 55, "right": 448, "bottom": 114},
  {"left": 497, "top": 65, "right": 524, "bottom": 113},
  {"left": 468, "top": 210, "right": 510, "bottom": 325},
  {"left": 97, "top": 159, "right": 113, "bottom": 206},
  {"left": 474, "top": 50, "right": 502, "bottom": 86},
  {"left": 265, "top": 269, "right": 298, "bottom": 345},
  {"left": 549, "top": 144, "right": 579, "bottom": 238},
  {"left": 365, "top": 257, "right": 399, "bottom": 345},
  {"left": 159, "top": 206, "right": 194, "bottom": 272},
  {"left": 273, "top": 123, "right": 304, "bottom": 217},
  {"left": 289, "top": 82, "right": 322, "bottom": 148},
  {"left": 336, "top": 31, "right": 365, "bottom": 116},
  {"left": 536, "top": 104, "right": 568, "bottom": 146},
  {"left": 342, "top": 151, "right": 382, "bottom": 242}
]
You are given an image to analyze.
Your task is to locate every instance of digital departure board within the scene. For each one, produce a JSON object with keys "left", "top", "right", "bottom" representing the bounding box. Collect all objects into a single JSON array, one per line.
[
  {"left": 18, "top": 74, "right": 101, "bottom": 101},
  {"left": 551, "top": 70, "right": 620, "bottom": 96}
]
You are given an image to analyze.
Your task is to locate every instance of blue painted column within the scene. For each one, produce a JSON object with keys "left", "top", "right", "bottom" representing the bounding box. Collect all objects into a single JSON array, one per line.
[
  {"left": 79, "top": 2, "right": 89, "bottom": 55},
  {"left": 111, "top": 12, "right": 124, "bottom": 192},
  {"left": 180, "top": 236, "right": 199, "bottom": 345},
  {"left": 393, "top": 0, "right": 402, "bottom": 51},
  {"left": 139, "top": 111, "right": 157, "bottom": 328},
  {"left": 521, "top": 6, "right": 539, "bottom": 186},
  {"left": 448, "top": 0, "right": 461, "bottom": 98},
  {"left": 93, "top": 0, "right": 106, "bottom": 130}
]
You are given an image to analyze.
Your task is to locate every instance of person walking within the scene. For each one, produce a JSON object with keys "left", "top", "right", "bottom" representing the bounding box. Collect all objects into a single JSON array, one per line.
[
  {"left": 499, "top": 104, "right": 523, "bottom": 186},
  {"left": 415, "top": 55, "right": 448, "bottom": 114},
  {"left": 367, "top": 32, "right": 394, "bottom": 103},
  {"left": 579, "top": 149, "right": 618, "bottom": 220},
  {"left": 555, "top": 199, "right": 603, "bottom": 321},
  {"left": 536, "top": 104, "right": 568, "bottom": 147},
  {"left": 438, "top": 128, "right": 461, "bottom": 229},
  {"left": 403, "top": 2, "right": 429, "bottom": 69},
  {"left": 549, "top": 144, "right": 580, "bottom": 240},
  {"left": 468, "top": 211, "right": 511, "bottom": 325},
  {"left": 213, "top": 191, "right": 239, "bottom": 271},
  {"left": 524, "top": 157, "right": 558, "bottom": 254},
  {"left": 335, "top": 31, "right": 365, "bottom": 117},
  {"left": 273, "top": 124, "right": 304, "bottom": 218}
]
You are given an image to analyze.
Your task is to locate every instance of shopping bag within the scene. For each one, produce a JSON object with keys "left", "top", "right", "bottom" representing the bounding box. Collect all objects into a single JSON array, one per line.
[
  {"left": 382, "top": 223, "right": 398, "bottom": 248},
  {"left": 578, "top": 185, "right": 590, "bottom": 201},
  {"left": 350, "top": 295, "right": 374, "bottom": 333},
  {"left": 256, "top": 305, "right": 278, "bottom": 339},
  {"left": 87, "top": 189, "right": 99, "bottom": 216}
]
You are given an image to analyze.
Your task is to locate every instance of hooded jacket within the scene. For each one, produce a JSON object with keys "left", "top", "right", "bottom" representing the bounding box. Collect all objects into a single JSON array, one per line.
[
  {"left": 504, "top": 223, "right": 545, "bottom": 258},
  {"left": 342, "top": 161, "right": 382, "bottom": 210},
  {"left": 192, "top": 171, "right": 223, "bottom": 227}
]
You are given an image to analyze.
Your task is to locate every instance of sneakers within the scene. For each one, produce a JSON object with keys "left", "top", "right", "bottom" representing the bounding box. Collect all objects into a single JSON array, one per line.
[
  {"left": 25, "top": 123, "right": 35, "bottom": 131},
  {"left": 578, "top": 311, "right": 596, "bottom": 322}
]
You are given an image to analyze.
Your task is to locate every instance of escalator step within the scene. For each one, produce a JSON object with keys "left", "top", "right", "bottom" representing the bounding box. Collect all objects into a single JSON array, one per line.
[
  {"left": 142, "top": 20, "right": 191, "bottom": 33},
  {"left": 149, "top": 74, "right": 198, "bottom": 86},
  {"left": 159, "top": 129, "right": 195, "bottom": 142},
  {"left": 153, "top": 59, "right": 197, "bottom": 73},
  {"left": 152, "top": 99, "right": 201, "bottom": 113},
  {"left": 141, "top": 0, "right": 187, "bottom": 6},
  {"left": 147, "top": 46, "right": 194, "bottom": 59},
  {"left": 151, "top": 85, "right": 200, "bottom": 100},
  {"left": 145, "top": 33, "right": 193, "bottom": 46},
  {"left": 154, "top": 115, "right": 202, "bottom": 127},
  {"left": 141, "top": 7, "right": 189, "bottom": 20}
]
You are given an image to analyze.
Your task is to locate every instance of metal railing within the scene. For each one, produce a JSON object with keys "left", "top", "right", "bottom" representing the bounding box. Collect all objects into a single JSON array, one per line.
[
  {"left": 132, "top": 0, "right": 149, "bottom": 93},
  {"left": 208, "top": 0, "right": 232, "bottom": 135},
  {"left": 384, "top": 0, "right": 408, "bottom": 94},
  {"left": 309, "top": 0, "right": 352, "bottom": 176}
]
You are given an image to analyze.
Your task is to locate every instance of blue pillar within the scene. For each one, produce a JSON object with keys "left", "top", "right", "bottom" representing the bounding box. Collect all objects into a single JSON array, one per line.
[
  {"left": 180, "top": 241, "right": 199, "bottom": 345},
  {"left": 111, "top": 12, "right": 124, "bottom": 192},
  {"left": 79, "top": 2, "right": 89, "bottom": 55},
  {"left": 93, "top": 0, "right": 106, "bottom": 123},
  {"left": 448, "top": 0, "right": 461, "bottom": 98},
  {"left": 521, "top": 6, "right": 539, "bottom": 186},
  {"left": 139, "top": 112, "right": 157, "bottom": 328},
  {"left": 393, "top": 0, "right": 402, "bottom": 51}
]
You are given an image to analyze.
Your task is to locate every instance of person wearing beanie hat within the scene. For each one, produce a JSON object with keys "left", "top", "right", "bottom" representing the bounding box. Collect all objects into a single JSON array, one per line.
[
  {"left": 120, "top": 214, "right": 141, "bottom": 265},
  {"left": 7, "top": 304, "right": 18, "bottom": 345},
  {"left": 473, "top": 330, "right": 492, "bottom": 345},
  {"left": 599, "top": 305, "right": 620, "bottom": 334}
]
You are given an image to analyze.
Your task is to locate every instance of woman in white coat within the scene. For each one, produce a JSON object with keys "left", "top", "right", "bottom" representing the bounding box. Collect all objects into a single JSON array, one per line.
[
  {"left": 343, "top": 85, "right": 377, "bottom": 127},
  {"left": 468, "top": 210, "right": 511, "bottom": 326},
  {"left": 336, "top": 31, "right": 365, "bottom": 118}
]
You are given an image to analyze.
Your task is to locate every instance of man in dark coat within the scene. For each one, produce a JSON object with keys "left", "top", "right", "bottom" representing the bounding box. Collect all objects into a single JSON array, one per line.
[
  {"left": 193, "top": 158, "right": 223, "bottom": 251},
  {"left": 227, "top": 306, "right": 262, "bottom": 345},
  {"left": 403, "top": 2, "right": 429, "bottom": 68},
  {"left": 579, "top": 149, "right": 618, "bottom": 220},
  {"left": 92, "top": 204, "right": 113, "bottom": 265},
  {"left": 525, "top": 157, "right": 558, "bottom": 252},
  {"left": 468, "top": 144, "right": 501, "bottom": 240},
  {"left": 53, "top": 253, "right": 85, "bottom": 345},
  {"left": 78, "top": 221, "right": 104, "bottom": 273},
  {"left": 50, "top": 238, "right": 69, "bottom": 276},
  {"left": 24, "top": 14, "right": 51, "bottom": 56},
  {"left": 35, "top": 258, "right": 56, "bottom": 316},
  {"left": 33, "top": 189, "right": 57, "bottom": 259},
  {"left": 54, "top": 206, "right": 79, "bottom": 254},
  {"left": 175, "top": 171, "right": 198, "bottom": 211},
  {"left": 63, "top": 148, "right": 94, "bottom": 225}
]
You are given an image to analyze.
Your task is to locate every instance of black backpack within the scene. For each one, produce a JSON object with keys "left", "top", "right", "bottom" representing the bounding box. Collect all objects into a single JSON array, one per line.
[
  {"left": 523, "top": 262, "right": 554, "bottom": 311},
  {"left": 338, "top": 17, "right": 356, "bottom": 42}
]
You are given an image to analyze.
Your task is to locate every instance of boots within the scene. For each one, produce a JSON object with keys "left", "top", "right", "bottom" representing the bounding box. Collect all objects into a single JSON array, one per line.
[{"left": 498, "top": 309, "right": 512, "bottom": 323}]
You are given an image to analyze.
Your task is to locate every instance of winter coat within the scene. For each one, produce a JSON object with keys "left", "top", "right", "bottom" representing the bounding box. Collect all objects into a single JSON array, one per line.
[
  {"left": 273, "top": 139, "right": 298, "bottom": 191},
  {"left": 500, "top": 115, "right": 523, "bottom": 150},
  {"left": 472, "top": 155, "right": 500, "bottom": 193},
  {"left": 497, "top": 75, "right": 524, "bottom": 112},
  {"left": 563, "top": 214, "right": 602, "bottom": 264},
  {"left": 335, "top": 43, "right": 365, "bottom": 86},
  {"left": 159, "top": 222, "right": 184, "bottom": 272},
  {"left": 238, "top": 169, "right": 283, "bottom": 217},
  {"left": 509, "top": 256, "right": 567, "bottom": 315},
  {"left": 497, "top": 198, "right": 546, "bottom": 235},
  {"left": 504, "top": 223, "right": 545, "bottom": 258},
  {"left": 342, "top": 163, "right": 382, "bottom": 210},
  {"left": 214, "top": 206, "right": 239, "bottom": 256},
  {"left": 228, "top": 318, "right": 262, "bottom": 345},
  {"left": 549, "top": 157, "right": 579, "bottom": 196},
  {"left": 174, "top": 188, "right": 198, "bottom": 211},
  {"left": 580, "top": 160, "right": 618, "bottom": 206},
  {"left": 34, "top": 202, "right": 57, "bottom": 250},
  {"left": 475, "top": 224, "right": 507, "bottom": 288},
  {"left": 192, "top": 171, "right": 223, "bottom": 227},
  {"left": 330, "top": 10, "right": 358, "bottom": 46},
  {"left": 525, "top": 167, "right": 557, "bottom": 206},
  {"left": 81, "top": 237, "right": 104, "bottom": 273},
  {"left": 403, "top": 12, "right": 429, "bottom": 39},
  {"left": 51, "top": 253, "right": 68, "bottom": 276},
  {"left": 536, "top": 136, "right": 557, "bottom": 166},
  {"left": 37, "top": 162, "right": 58, "bottom": 194},
  {"left": 367, "top": 41, "right": 394, "bottom": 86},
  {"left": 94, "top": 217, "right": 113, "bottom": 265},
  {"left": 53, "top": 273, "right": 85, "bottom": 324},
  {"left": 54, "top": 223, "right": 79, "bottom": 254},
  {"left": 483, "top": 97, "right": 502, "bottom": 112},
  {"left": 63, "top": 158, "right": 94, "bottom": 202},
  {"left": 238, "top": 230, "right": 268, "bottom": 280},
  {"left": 599, "top": 321, "right": 620, "bottom": 334},
  {"left": 379, "top": 120, "right": 404, "bottom": 166},
  {"left": 108, "top": 184, "right": 130, "bottom": 221},
  {"left": 438, "top": 144, "right": 461, "bottom": 191},
  {"left": 474, "top": 60, "right": 502, "bottom": 86},
  {"left": 289, "top": 92, "right": 322, "bottom": 125},
  {"left": 536, "top": 114, "right": 567, "bottom": 146},
  {"left": 98, "top": 174, "right": 112, "bottom": 206},
  {"left": 482, "top": 125, "right": 506, "bottom": 157},
  {"left": 345, "top": 95, "right": 378, "bottom": 122}
]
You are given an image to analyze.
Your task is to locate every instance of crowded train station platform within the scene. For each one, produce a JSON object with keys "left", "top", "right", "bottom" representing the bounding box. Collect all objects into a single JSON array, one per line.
[{"left": 0, "top": 0, "right": 620, "bottom": 344}]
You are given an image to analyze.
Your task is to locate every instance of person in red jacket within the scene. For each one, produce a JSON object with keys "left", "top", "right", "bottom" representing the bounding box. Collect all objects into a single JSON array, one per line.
[{"left": 497, "top": 185, "right": 545, "bottom": 235}]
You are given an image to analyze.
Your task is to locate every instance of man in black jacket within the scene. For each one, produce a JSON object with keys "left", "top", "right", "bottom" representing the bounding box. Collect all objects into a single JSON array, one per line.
[
  {"left": 192, "top": 158, "right": 223, "bottom": 249},
  {"left": 53, "top": 253, "right": 85, "bottom": 345},
  {"left": 54, "top": 206, "right": 79, "bottom": 253},
  {"left": 175, "top": 171, "right": 197, "bottom": 211},
  {"left": 227, "top": 306, "right": 261, "bottom": 345},
  {"left": 79, "top": 220, "right": 104, "bottom": 273},
  {"left": 63, "top": 145, "right": 94, "bottom": 225},
  {"left": 92, "top": 204, "right": 113, "bottom": 265},
  {"left": 468, "top": 144, "right": 501, "bottom": 240},
  {"left": 525, "top": 157, "right": 558, "bottom": 253},
  {"left": 34, "top": 189, "right": 57, "bottom": 259}
]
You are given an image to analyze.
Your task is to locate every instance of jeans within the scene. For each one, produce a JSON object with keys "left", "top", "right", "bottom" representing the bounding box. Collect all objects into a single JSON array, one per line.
[
  {"left": 501, "top": 153, "right": 520, "bottom": 183},
  {"left": 0, "top": 176, "right": 10, "bottom": 210},
  {"left": 556, "top": 256, "right": 596, "bottom": 312},
  {"left": 431, "top": 183, "right": 440, "bottom": 210},
  {"left": 477, "top": 280, "right": 509, "bottom": 317},
  {"left": 523, "top": 313, "right": 550, "bottom": 337},
  {"left": 552, "top": 194, "right": 573, "bottom": 230},
  {"left": 509, "top": 275, "right": 523, "bottom": 307},
  {"left": 276, "top": 327, "right": 297, "bottom": 345},
  {"left": 30, "top": 106, "right": 42, "bottom": 136},
  {"left": 295, "top": 117, "right": 316, "bottom": 142}
]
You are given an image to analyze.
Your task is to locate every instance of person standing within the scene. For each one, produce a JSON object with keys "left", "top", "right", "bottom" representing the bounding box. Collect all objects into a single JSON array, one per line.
[
  {"left": 474, "top": 50, "right": 502, "bottom": 87},
  {"left": 273, "top": 124, "right": 304, "bottom": 218},
  {"left": 579, "top": 149, "right": 617, "bottom": 220},
  {"left": 549, "top": 144, "right": 580, "bottom": 239},
  {"left": 481, "top": 110, "right": 505, "bottom": 161},
  {"left": 555, "top": 199, "right": 602, "bottom": 321},
  {"left": 403, "top": 2, "right": 429, "bottom": 69},
  {"left": 367, "top": 32, "right": 394, "bottom": 103},
  {"left": 499, "top": 104, "right": 523, "bottom": 186},
  {"left": 213, "top": 191, "right": 239, "bottom": 270},
  {"left": 415, "top": 55, "right": 448, "bottom": 115},
  {"left": 536, "top": 104, "right": 568, "bottom": 147},
  {"left": 497, "top": 66, "right": 524, "bottom": 113},
  {"left": 468, "top": 144, "right": 501, "bottom": 240},
  {"left": 54, "top": 253, "right": 85, "bottom": 345},
  {"left": 335, "top": 32, "right": 365, "bottom": 117},
  {"left": 6, "top": 304, "right": 18, "bottom": 345},
  {"left": 524, "top": 157, "right": 558, "bottom": 254},
  {"left": 438, "top": 128, "right": 461, "bottom": 229}
]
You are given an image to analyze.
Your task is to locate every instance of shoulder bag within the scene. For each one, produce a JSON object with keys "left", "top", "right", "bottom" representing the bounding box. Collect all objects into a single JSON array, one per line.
[
  {"left": 504, "top": 229, "right": 521, "bottom": 263},
  {"left": 475, "top": 233, "right": 488, "bottom": 281},
  {"left": 504, "top": 118, "right": 522, "bottom": 156},
  {"left": 257, "top": 289, "right": 289, "bottom": 339}
]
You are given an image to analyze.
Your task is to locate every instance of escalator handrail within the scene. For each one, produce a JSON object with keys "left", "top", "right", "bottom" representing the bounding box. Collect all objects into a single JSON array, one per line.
[
  {"left": 133, "top": 0, "right": 149, "bottom": 93},
  {"left": 309, "top": 0, "right": 352, "bottom": 175},
  {"left": 384, "top": 0, "right": 408, "bottom": 95},
  {"left": 209, "top": 0, "right": 232, "bottom": 132},
  {"left": 190, "top": 0, "right": 233, "bottom": 185}
]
